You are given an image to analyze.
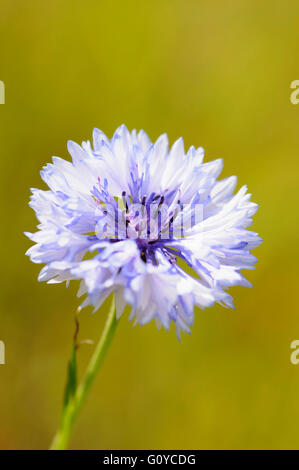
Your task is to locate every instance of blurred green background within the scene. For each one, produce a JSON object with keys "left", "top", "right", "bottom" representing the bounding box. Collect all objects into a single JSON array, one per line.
[{"left": 0, "top": 0, "right": 299, "bottom": 450}]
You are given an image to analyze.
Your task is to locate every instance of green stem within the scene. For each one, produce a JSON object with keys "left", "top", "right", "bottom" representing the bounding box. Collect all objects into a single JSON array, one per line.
[{"left": 50, "top": 297, "right": 118, "bottom": 450}]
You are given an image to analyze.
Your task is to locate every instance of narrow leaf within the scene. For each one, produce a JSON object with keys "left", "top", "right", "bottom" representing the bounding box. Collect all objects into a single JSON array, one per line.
[{"left": 62, "top": 343, "right": 77, "bottom": 412}]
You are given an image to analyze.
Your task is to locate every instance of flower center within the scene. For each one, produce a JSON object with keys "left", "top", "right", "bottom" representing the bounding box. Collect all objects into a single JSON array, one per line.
[{"left": 92, "top": 179, "right": 186, "bottom": 265}]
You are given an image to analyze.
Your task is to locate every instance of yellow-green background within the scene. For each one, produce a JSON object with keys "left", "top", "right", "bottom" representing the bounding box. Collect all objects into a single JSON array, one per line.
[{"left": 0, "top": 0, "right": 298, "bottom": 450}]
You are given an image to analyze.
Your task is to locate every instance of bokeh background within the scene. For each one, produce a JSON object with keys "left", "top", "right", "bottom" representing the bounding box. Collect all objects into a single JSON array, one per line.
[{"left": 0, "top": 0, "right": 299, "bottom": 450}]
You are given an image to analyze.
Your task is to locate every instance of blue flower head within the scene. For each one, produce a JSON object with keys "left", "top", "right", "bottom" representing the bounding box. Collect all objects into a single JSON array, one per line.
[{"left": 26, "top": 125, "right": 262, "bottom": 338}]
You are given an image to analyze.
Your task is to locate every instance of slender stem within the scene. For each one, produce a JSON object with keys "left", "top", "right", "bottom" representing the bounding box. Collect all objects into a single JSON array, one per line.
[{"left": 50, "top": 297, "right": 118, "bottom": 450}]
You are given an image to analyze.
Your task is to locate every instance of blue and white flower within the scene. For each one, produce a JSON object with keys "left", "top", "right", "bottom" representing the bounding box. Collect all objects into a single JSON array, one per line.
[{"left": 26, "top": 125, "right": 261, "bottom": 338}]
